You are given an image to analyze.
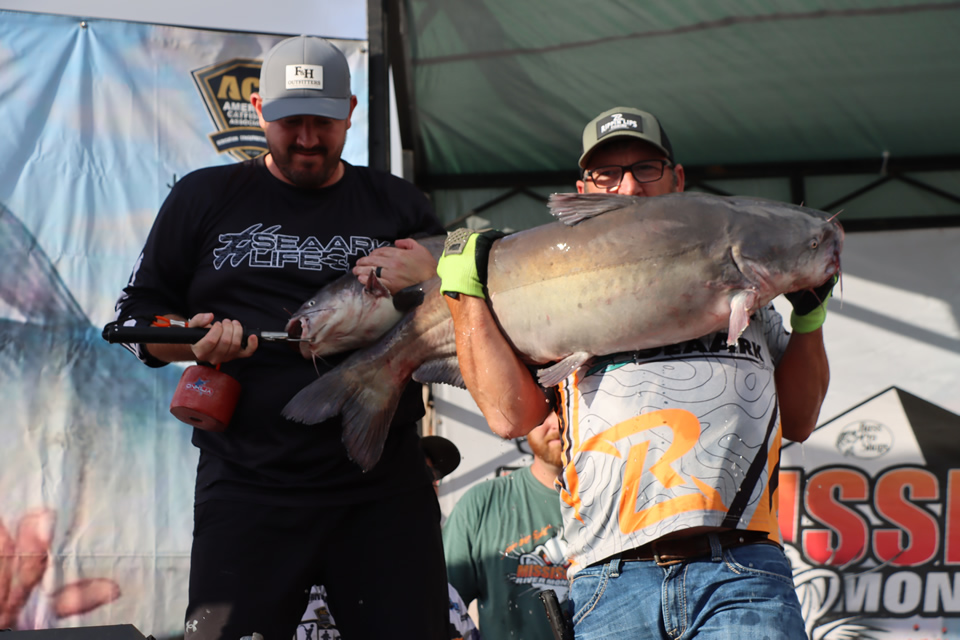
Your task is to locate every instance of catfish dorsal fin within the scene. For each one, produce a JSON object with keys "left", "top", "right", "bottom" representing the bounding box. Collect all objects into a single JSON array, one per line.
[
  {"left": 364, "top": 270, "right": 392, "bottom": 298},
  {"left": 547, "top": 193, "right": 635, "bottom": 226}
]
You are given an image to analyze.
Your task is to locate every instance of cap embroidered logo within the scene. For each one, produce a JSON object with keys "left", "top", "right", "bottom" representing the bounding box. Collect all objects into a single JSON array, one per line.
[
  {"left": 598, "top": 113, "right": 641, "bottom": 139},
  {"left": 286, "top": 64, "right": 324, "bottom": 90}
]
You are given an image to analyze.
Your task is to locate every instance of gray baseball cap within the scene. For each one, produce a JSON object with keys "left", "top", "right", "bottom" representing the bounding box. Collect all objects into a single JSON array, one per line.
[
  {"left": 258, "top": 35, "right": 352, "bottom": 122},
  {"left": 579, "top": 107, "right": 675, "bottom": 168}
]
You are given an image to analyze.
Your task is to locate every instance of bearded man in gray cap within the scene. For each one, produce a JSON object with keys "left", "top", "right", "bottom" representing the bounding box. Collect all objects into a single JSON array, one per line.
[{"left": 114, "top": 35, "right": 447, "bottom": 639}]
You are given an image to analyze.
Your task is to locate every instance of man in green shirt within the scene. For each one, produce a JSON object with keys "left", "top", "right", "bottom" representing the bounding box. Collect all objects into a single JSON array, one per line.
[{"left": 443, "top": 412, "right": 567, "bottom": 640}]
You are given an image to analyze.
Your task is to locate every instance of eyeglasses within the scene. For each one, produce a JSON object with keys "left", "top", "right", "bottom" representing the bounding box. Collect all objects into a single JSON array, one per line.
[{"left": 583, "top": 159, "right": 672, "bottom": 189}]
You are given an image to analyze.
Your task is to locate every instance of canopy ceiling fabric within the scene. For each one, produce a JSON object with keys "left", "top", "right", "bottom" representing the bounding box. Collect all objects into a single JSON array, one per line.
[{"left": 402, "top": 0, "right": 960, "bottom": 228}]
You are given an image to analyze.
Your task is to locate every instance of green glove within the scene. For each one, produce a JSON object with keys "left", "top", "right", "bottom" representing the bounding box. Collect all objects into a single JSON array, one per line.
[
  {"left": 785, "top": 274, "right": 838, "bottom": 334},
  {"left": 437, "top": 228, "right": 505, "bottom": 299}
]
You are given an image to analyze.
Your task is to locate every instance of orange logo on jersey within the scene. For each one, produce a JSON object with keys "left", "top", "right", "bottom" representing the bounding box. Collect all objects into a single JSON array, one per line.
[{"left": 575, "top": 409, "right": 728, "bottom": 534}]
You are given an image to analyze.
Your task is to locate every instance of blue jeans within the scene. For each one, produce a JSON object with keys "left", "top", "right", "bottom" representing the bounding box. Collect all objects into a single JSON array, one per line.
[{"left": 570, "top": 536, "right": 806, "bottom": 639}]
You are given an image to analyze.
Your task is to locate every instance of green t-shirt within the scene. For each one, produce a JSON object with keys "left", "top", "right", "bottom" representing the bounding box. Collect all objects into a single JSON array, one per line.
[{"left": 443, "top": 466, "right": 569, "bottom": 640}]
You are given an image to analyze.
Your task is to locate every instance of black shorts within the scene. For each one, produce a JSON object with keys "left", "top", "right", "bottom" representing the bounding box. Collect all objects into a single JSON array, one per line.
[{"left": 185, "top": 485, "right": 447, "bottom": 639}]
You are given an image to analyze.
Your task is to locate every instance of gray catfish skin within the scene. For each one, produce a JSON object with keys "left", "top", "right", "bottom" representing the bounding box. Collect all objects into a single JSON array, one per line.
[{"left": 283, "top": 192, "right": 844, "bottom": 471}]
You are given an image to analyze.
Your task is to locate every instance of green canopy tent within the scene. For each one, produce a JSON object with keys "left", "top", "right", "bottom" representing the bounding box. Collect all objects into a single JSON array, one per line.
[{"left": 370, "top": 0, "right": 960, "bottom": 232}]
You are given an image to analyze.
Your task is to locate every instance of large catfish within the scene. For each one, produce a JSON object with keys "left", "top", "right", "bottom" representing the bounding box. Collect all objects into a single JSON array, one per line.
[{"left": 283, "top": 192, "right": 844, "bottom": 471}]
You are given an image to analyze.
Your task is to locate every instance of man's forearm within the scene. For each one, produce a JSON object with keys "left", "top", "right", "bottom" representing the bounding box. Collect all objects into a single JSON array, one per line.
[
  {"left": 445, "top": 294, "right": 550, "bottom": 439},
  {"left": 775, "top": 329, "right": 829, "bottom": 443}
]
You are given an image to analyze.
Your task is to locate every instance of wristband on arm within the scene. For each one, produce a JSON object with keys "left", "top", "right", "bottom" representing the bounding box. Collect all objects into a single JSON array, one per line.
[
  {"left": 785, "top": 274, "right": 838, "bottom": 334},
  {"left": 436, "top": 228, "right": 505, "bottom": 299}
]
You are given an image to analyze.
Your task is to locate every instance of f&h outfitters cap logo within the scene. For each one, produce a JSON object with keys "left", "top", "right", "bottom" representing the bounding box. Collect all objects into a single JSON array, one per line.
[{"left": 192, "top": 58, "right": 268, "bottom": 161}]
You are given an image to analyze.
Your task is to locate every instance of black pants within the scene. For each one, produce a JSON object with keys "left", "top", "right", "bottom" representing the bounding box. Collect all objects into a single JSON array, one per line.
[{"left": 185, "top": 485, "right": 448, "bottom": 640}]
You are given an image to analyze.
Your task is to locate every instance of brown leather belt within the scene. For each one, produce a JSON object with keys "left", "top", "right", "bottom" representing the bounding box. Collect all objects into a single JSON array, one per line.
[{"left": 605, "top": 530, "right": 774, "bottom": 567}]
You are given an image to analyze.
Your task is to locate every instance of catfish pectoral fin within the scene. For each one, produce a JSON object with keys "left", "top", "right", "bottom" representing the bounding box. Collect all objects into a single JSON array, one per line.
[
  {"left": 282, "top": 378, "right": 346, "bottom": 425},
  {"left": 727, "top": 289, "right": 760, "bottom": 345},
  {"left": 412, "top": 356, "right": 465, "bottom": 388},
  {"left": 537, "top": 351, "right": 594, "bottom": 387}
]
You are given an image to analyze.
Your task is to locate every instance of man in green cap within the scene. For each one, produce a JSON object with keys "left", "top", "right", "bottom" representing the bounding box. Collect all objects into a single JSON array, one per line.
[{"left": 435, "top": 106, "right": 836, "bottom": 639}]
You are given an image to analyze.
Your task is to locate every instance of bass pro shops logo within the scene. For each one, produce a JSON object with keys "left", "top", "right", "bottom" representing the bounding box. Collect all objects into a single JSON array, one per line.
[
  {"left": 192, "top": 58, "right": 268, "bottom": 161},
  {"left": 185, "top": 379, "right": 214, "bottom": 396},
  {"left": 837, "top": 420, "right": 894, "bottom": 459}
]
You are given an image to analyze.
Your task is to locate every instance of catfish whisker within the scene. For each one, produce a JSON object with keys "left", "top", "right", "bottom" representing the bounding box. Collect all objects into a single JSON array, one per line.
[
  {"left": 310, "top": 353, "right": 333, "bottom": 377},
  {"left": 837, "top": 268, "right": 843, "bottom": 308}
]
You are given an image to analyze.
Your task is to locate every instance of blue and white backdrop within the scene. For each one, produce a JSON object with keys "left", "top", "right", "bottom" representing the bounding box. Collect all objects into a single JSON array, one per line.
[{"left": 0, "top": 10, "right": 366, "bottom": 635}]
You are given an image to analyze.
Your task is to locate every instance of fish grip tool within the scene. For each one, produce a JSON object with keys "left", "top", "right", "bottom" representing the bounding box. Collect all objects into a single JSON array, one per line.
[
  {"left": 101, "top": 318, "right": 303, "bottom": 433},
  {"left": 538, "top": 590, "right": 574, "bottom": 640},
  {"left": 101, "top": 318, "right": 304, "bottom": 349}
]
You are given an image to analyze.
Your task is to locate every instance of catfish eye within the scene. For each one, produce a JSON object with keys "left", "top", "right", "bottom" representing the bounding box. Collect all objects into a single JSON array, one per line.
[
  {"left": 810, "top": 238, "right": 819, "bottom": 250},
  {"left": 307, "top": 300, "right": 316, "bottom": 307}
]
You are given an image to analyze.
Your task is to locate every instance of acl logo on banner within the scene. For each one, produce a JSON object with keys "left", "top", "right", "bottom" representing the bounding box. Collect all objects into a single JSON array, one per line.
[
  {"left": 780, "top": 387, "right": 960, "bottom": 638},
  {"left": 192, "top": 59, "right": 268, "bottom": 161}
]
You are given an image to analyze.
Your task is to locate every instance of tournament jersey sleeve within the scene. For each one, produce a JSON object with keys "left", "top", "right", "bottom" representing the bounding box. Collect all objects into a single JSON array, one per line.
[{"left": 756, "top": 303, "right": 790, "bottom": 366}]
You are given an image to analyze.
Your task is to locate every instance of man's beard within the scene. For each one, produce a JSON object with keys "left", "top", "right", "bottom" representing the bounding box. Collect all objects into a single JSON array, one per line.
[
  {"left": 269, "top": 138, "right": 345, "bottom": 188},
  {"left": 530, "top": 438, "right": 564, "bottom": 470}
]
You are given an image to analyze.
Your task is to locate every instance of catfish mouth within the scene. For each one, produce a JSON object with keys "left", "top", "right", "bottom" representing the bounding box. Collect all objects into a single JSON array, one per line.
[
  {"left": 821, "top": 220, "right": 844, "bottom": 284},
  {"left": 791, "top": 221, "right": 844, "bottom": 296},
  {"left": 828, "top": 221, "right": 844, "bottom": 299},
  {"left": 285, "top": 316, "right": 308, "bottom": 341},
  {"left": 284, "top": 316, "right": 302, "bottom": 338},
  {"left": 831, "top": 220, "right": 844, "bottom": 273}
]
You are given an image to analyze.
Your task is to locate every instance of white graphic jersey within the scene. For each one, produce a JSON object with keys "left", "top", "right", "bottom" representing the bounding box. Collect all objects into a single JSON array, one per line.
[{"left": 555, "top": 306, "right": 791, "bottom": 574}]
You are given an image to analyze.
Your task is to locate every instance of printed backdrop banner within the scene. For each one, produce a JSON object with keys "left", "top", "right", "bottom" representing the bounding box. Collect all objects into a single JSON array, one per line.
[
  {"left": 0, "top": 10, "right": 367, "bottom": 636},
  {"left": 4, "top": 8, "right": 960, "bottom": 640},
  {"left": 780, "top": 388, "right": 960, "bottom": 639}
]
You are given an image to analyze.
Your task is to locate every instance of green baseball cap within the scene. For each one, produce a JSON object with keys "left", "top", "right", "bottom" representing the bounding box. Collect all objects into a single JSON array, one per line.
[
  {"left": 579, "top": 107, "right": 675, "bottom": 168},
  {"left": 259, "top": 35, "right": 352, "bottom": 122}
]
